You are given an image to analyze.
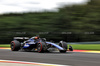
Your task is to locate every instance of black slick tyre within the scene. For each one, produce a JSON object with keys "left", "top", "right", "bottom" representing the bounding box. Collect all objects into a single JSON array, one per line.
[
  {"left": 11, "top": 40, "right": 21, "bottom": 51},
  {"left": 37, "top": 42, "right": 47, "bottom": 53},
  {"left": 59, "top": 42, "right": 67, "bottom": 53}
]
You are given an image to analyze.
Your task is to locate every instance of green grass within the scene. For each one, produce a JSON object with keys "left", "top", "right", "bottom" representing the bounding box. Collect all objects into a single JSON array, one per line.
[
  {"left": 0, "top": 44, "right": 100, "bottom": 51},
  {"left": 70, "top": 44, "right": 100, "bottom": 51},
  {"left": 0, "top": 44, "right": 10, "bottom": 48}
]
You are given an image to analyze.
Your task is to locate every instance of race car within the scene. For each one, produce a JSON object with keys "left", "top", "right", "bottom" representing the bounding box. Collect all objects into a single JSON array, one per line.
[{"left": 10, "top": 36, "right": 73, "bottom": 53}]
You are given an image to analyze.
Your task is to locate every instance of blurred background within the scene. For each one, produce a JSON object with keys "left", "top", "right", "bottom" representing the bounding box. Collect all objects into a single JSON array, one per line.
[{"left": 0, "top": 0, "right": 100, "bottom": 44}]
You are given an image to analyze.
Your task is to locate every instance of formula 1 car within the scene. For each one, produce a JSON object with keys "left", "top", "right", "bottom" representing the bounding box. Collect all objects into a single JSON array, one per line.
[{"left": 10, "top": 36, "right": 73, "bottom": 53}]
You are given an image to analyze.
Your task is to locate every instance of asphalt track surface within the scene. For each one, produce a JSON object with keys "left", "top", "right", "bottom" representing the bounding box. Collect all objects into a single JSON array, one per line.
[{"left": 0, "top": 49, "right": 100, "bottom": 66}]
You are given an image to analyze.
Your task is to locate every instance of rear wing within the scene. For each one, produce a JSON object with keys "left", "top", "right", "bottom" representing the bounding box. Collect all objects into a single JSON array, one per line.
[
  {"left": 14, "top": 37, "right": 29, "bottom": 42},
  {"left": 14, "top": 37, "right": 29, "bottom": 40}
]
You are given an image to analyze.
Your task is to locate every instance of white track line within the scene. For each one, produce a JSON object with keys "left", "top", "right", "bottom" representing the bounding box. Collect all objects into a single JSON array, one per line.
[{"left": 0, "top": 59, "right": 70, "bottom": 66}]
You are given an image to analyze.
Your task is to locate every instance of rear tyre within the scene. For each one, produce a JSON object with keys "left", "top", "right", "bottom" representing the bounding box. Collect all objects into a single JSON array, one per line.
[
  {"left": 59, "top": 41, "right": 67, "bottom": 53},
  {"left": 11, "top": 40, "right": 21, "bottom": 51}
]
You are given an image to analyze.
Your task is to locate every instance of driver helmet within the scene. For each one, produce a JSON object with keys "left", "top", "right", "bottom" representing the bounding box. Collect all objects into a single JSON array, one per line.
[
  {"left": 36, "top": 35, "right": 40, "bottom": 39},
  {"left": 31, "top": 36, "right": 39, "bottom": 40}
]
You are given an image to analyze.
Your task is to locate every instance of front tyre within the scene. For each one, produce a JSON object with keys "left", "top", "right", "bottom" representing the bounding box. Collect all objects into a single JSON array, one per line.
[
  {"left": 11, "top": 40, "right": 21, "bottom": 51},
  {"left": 59, "top": 41, "right": 67, "bottom": 53},
  {"left": 37, "top": 42, "right": 47, "bottom": 53}
]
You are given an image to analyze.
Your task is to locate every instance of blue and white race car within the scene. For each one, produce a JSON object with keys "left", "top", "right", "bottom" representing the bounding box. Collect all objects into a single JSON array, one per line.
[{"left": 10, "top": 36, "right": 73, "bottom": 53}]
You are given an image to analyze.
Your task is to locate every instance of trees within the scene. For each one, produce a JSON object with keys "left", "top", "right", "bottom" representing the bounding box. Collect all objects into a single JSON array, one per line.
[{"left": 0, "top": 0, "right": 100, "bottom": 43}]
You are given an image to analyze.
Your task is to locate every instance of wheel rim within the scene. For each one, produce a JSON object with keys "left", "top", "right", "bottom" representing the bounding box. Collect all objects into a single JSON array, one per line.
[
  {"left": 37, "top": 43, "right": 41, "bottom": 52},
  {"left": 11, "top": 43, "right": 14, "bottom": 50}
]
